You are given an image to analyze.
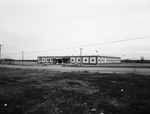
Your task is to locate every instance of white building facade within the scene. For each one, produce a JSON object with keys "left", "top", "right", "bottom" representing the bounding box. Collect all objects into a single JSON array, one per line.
[{"left": 37, "top": 55, "right": 121, "bottom": 65}]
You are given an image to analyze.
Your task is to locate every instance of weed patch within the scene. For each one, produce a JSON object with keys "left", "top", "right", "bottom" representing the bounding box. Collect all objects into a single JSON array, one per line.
[{"left": 0, "top": 68, "right": 150, "bottom": 114}]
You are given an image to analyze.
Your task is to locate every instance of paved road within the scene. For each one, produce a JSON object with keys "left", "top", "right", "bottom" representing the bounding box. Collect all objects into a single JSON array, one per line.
[{"left": 0, "top": 64, "right": 150, "bottom": 75}]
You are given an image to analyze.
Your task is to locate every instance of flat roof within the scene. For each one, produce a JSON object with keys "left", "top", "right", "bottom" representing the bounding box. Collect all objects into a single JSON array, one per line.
[{"left": 38, "top": 55, "right": 121, "bottom": 59}]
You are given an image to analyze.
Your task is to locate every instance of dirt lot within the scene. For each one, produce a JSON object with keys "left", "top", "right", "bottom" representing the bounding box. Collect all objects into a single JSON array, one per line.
[{"left": 0, "top": 67, "right": 150, "bottom": 114}]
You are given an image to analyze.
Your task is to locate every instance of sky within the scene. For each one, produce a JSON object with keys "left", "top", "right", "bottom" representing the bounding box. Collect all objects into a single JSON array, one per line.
[{"left": 0, "top": 0, "right": 150, "bottom": 60}]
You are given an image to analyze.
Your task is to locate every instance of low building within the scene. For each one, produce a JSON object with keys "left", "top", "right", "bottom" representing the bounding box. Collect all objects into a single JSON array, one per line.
[{"left": 37, "top": 55, "right": 121, "bottom": 65}]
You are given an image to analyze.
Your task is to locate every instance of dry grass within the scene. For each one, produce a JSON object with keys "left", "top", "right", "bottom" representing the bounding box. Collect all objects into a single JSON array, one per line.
[{"left": 0, "top": 67, "right": 150, "bottom": 114}]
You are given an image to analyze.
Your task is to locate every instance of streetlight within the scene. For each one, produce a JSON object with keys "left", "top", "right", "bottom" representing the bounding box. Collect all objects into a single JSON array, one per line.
[{"left": 96, "top": 50, "right": 99, "bottom": 55}]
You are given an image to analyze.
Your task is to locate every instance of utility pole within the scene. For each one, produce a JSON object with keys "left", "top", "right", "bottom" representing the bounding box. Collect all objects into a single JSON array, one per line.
[
  {"left": 80, "top": 48, "right": 83, "bottom": 66},
  {"left": 0, "top": 44, "right": 3, "bottom": 63},
  {"left": 22, "top": 51, "right": 24, "bottom": 65}
]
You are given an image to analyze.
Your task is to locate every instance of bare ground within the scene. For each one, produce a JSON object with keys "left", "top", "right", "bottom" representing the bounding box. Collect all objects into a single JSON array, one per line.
[{"left": 0, "top": 67, "right": 150, "bottom": 114}]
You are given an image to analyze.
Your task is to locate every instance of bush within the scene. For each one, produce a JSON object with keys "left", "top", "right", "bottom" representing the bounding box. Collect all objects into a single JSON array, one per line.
[{"left": 1, "top": 58, "right": 15, "bottom": 64}]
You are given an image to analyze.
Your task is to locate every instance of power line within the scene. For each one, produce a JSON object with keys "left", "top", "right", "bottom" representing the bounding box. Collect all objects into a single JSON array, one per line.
[
  {"left": 2, "top": 36, "right": 150, "bottom": 55},
  {"left": 24, "top": 36, "right": 150, "bottom": 54},
  {"left": 108, "top": 20, "right": 150, "bottom": 31},
  {"left": 2, "top": 52, "right": 22, "bottom": 55}
]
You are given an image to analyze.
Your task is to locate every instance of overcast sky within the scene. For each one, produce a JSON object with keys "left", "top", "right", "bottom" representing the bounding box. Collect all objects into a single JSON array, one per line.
[{"left": 0, "top": 0, "right": 150, "bottom": 60}]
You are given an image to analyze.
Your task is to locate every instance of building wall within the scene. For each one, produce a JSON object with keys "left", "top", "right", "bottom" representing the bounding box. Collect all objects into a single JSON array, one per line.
[
  {"left": 45, "top": 58, "right": 49, "bottom": 63},
  {"left": 42, "top": 57, "right": 45, "bottom": 62},
  {"left": 89, "top": 57, "right": 97, "bottom": 64},
  {"left": 101, "top": 57, "right": 104, "bottom": 63},
  {"left": 70, "top": 57, "right": 76, "bottom": 63},
  {"left": 83, "top": 57, "right": 89, "bottom": 64},
  {"left": 76, "top": 57, "right": 81, "bottom": 63},
  {"left": 38, "top": 56, "right": 121, "bottom": 64},
  {"left": 97, "top": 57, "right": 101, "bottom": 63},
  {"left": 37, "top": 57, "right": 41, "bottom": 63},
  {"left": 38, "top": 57, "right": 53, "bottom": 63}
]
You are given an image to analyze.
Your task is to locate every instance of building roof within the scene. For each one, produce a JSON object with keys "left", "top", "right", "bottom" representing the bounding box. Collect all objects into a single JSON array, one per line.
[{"left": 37, "top": 55, "right": 121, "bottom": 59}]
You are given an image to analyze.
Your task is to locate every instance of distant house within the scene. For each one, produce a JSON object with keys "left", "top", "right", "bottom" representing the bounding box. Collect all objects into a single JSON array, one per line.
[{"left": 37, "top": 55, "right": 121, "bottom": 65}]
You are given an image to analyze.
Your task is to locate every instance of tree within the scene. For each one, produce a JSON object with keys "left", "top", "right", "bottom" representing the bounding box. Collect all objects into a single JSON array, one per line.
[{"left": 2, "top": 57, "right": 15, "bottom": 65}]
